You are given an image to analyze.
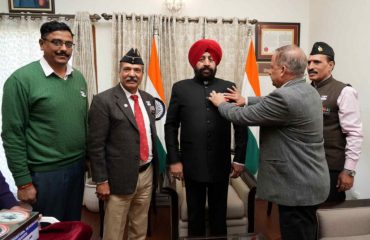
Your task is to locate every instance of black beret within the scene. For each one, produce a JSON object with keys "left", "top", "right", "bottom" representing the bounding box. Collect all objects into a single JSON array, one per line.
[
  {"left": 120, "top": 48, "right": 144, "bottom": 65},
  {"left": 310, "top": 42, "right": 335, "bottom": 61}
]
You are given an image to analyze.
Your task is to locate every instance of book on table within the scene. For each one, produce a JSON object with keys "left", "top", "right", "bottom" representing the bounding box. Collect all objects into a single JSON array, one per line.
[{"left": 0, "top": 210, "right": 39, "bottom": 240}]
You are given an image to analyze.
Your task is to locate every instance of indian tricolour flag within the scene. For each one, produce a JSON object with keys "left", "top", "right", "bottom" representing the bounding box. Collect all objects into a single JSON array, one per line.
[
  {"left": 145, "top": 37, "right": 167, "bottom": 173},
  {"left": 241, "top": 40, "right": 261, "bottom": 175}
]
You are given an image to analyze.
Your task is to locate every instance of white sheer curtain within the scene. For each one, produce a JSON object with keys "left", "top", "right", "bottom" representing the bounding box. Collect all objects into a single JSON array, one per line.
[
  {"left": 111, "top": 13, "right": 153, "bottom": 86},
  {"left": 0, "top": 16, "right": 48, "bottom": 193},
  {"left": 73, "top": 12, "right": 97, "bottom": 106}
]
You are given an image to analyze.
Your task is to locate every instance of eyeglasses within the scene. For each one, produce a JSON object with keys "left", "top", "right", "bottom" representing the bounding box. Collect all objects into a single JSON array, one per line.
[{"left": 42, "top": 38, "right": 75, "bottom": 48}]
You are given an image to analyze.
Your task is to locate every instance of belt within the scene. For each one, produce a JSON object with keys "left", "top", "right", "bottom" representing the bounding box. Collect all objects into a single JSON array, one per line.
[{"left": 139, "top": 162, "right": 151, "bottom": 173}]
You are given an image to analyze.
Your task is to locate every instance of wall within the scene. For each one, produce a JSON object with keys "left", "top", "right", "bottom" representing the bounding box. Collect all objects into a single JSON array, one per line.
[{"left": 310, "top": 0, "right": 370, "bottom": 198}]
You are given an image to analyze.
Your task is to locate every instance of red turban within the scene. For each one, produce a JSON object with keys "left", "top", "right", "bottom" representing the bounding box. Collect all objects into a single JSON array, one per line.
[{"left": 188, "top": 39, "right": 222, "bottom": 68}]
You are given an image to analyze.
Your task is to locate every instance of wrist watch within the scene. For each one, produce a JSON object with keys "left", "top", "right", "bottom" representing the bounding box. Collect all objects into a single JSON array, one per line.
[{"left": 343, "top": 169, "right": 356, "bottom": 177}]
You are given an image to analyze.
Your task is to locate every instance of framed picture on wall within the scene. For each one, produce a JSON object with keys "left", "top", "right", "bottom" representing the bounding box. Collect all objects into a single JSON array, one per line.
[
  {"left": 255, "top": 22, "right": 300, "bottom": 62},
  {"left": 8, "top": 0, "right": 55, "bottom": 13}
]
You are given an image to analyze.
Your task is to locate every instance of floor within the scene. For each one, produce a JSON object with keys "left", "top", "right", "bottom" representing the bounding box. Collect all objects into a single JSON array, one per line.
[{"left": 81, "top": 199, "right": 281, "bottom": 240}]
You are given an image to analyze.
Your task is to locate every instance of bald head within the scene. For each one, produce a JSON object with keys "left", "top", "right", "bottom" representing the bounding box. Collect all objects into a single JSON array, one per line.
[{"left": 274, "top": 45, "right": 307, "bottom": 79}]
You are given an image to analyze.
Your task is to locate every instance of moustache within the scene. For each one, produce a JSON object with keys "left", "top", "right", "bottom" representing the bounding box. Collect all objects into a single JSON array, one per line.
[
  {"left": 56, "top": 51, "right": 70, "bottom": 57},
  {"left": 125, "top": 77, "right": 138, "bottom": 82},
  {"left": 200, "top": 67, "right": 213, "bottom": 73},
  {"left": 308, "top": 70, "right": 318, "bottom": 74}
]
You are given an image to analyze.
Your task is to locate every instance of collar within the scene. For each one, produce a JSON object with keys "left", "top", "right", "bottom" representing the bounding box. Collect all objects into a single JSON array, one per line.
[
  {"left": 281, "top": 77, "right": 306, "bottom": 88},
  {"left": 40, "top": 57, "right": 73, "bottom": 80},
  {"left": 311, "top": 75, "right": 333, "bottom": 88},
  {"left": 193, "top": 76, "right": 217, "bottom": 86},
  {"left": 119, "top": 83, "right": 140, "bottom": 99}
]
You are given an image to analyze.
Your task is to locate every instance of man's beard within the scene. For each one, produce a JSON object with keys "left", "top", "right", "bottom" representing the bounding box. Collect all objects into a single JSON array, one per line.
[{"left": 194, "top": 66, "right": 217, "bottom": 81}]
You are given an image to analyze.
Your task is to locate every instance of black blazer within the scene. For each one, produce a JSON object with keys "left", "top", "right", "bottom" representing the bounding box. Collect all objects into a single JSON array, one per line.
[
  {"left": 88, "top": 85, "right": 159, "bottom": 195},
  {"left": 165, "top": 77, "right": 247, "bottom": 182}
]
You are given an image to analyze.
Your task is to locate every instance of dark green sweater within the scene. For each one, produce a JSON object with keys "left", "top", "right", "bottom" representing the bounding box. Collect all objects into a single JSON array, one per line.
[{"left": 1, "top": 61, "right": 88, "bottom": 186}]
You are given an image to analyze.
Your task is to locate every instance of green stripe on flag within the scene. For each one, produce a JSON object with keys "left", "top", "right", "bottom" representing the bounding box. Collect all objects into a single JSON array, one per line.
[
  {"left": 156, "top": 136, "right": 167, "bottom": 173},
  {"left": 245, "top": 128, "right": 259, "bottom": 175}
]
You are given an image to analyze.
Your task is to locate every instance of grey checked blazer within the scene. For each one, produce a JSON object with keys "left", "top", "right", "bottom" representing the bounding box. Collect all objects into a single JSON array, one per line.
[{"left": 218, "top": 78, "right": 330, "bottom": 206}]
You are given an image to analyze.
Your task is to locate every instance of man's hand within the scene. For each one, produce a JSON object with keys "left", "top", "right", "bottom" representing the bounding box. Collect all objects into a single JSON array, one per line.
[
  {"left": 230, "top": 163, "right": 245, "bottom": 178},
  {"left": 169, "top": 162, "right": 183, "bottom": 180},
  {"left": 10, "top": 205, "right": 31, "bottom": 212},
  {"left": 96, "top": 182, "right": 110, "bottom": 201},
  {"left": 17, "top": 184, "right": 37, "bottom": 204},
  {"left": 224, "top": 86, "right": 246, "bottom": 107},
  {"left": 208, "top": 91, "right": 227, "bottom": 107},
  {"left": 337, "top": 171, "right": 354, "bottom": 192}
]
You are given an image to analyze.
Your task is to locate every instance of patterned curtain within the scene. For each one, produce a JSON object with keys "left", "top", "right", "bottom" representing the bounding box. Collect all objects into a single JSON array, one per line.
[
  {"left": 111, "top": 13, "right": 154, "bottom": 86},
  {"left": 73, "top": 12, "right": 97, "bottom": 106},
  {"left": 158, "top": 15, "right": 204, "bottom": 104},
  {"left": 110, "top": 14, "right": 253, "bottom": 104},
  {"left": 204, "top": 17, "right": 250, "bottom": 89}
]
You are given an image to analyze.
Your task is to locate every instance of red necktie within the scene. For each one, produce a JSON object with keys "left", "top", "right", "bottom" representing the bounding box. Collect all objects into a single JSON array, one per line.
[{"left": 131, "top": 95, "right": 149, "bottom": 161}]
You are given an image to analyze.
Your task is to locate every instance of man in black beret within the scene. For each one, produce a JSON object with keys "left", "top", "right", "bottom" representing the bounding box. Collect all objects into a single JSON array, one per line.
[
  {"left": 88, "top": 48, "right": 159, "bottom": 240},
  {"left": 308, "top": 42, "right": 363, "bottom": 202}
]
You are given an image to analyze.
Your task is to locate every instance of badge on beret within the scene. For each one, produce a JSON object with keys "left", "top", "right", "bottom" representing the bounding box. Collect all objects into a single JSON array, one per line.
[
  {"left": 310, "top": 42, "right": 335, "bottom": 61},
  {"left": 120, "top": 48, "right": 144, "bottom": 65}
]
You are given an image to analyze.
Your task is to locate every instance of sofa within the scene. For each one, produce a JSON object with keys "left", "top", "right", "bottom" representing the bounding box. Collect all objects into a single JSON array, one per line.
[
  {"left": 164, "top": 170, "right": 257, "bottom": 238},
  {"left": 316, "top": 199, "right": 370, "bottom": 240}
]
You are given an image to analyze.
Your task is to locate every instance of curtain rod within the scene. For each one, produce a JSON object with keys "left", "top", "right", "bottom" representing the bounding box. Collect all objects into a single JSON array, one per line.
[
  {"left": 101, "top": 13, "right": 257, "bottom": 25},
  {"left": 0, "top": 13, "right": 101, "bottom": 22}
]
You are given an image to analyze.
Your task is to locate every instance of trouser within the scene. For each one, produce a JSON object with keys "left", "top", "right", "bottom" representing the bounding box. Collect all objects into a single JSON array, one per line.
[
  {"left": 185, "top": 178, "right": 229, "bottom": 237},
  {"left": 32, "top": 158, "right": 85, "bottom": 221},
  {"left": 103, "top": 165, "right": 153, "bottom": 240},
  {"left": 278, "top": 204, "right": 319, "bottom": 240}
]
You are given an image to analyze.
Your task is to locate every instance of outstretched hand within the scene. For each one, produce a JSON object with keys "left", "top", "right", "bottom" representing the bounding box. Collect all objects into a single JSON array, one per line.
[
  {"left": 224, "top": 86, "right": 246, "bottom": 106},
  {"left": 208, "top": 91, "right": 227, "bottom": 107}
]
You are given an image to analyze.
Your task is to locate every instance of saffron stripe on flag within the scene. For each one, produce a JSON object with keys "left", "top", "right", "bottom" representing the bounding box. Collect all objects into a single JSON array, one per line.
[
  {"left": 145, "top": 37, "right": 167, "bottom": 173},
  {"left": 242, "top": 40, "right": 261, "bottom": 175}
]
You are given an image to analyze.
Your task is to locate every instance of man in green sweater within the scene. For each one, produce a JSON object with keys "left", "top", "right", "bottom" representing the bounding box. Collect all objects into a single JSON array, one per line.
[{"left": 1, "top": 21, "right": 87, "bottom": 221}]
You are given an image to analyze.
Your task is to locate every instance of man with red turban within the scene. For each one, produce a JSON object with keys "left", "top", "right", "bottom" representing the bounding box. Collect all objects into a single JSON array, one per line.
[{"left": 165, "top": 39, "right": 247, "bottom": 237}]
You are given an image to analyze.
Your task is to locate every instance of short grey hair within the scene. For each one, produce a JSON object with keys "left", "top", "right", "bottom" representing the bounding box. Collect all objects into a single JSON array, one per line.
[{"left": 275, "top": 45, "right": 307, "bottom": 78}]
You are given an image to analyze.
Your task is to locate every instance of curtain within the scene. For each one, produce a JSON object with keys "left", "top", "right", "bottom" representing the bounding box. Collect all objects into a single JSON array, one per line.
[
  {"left": 111, "top": 14, "right": 253, "bottom": 105},
  {"left": 111, "top": 13, "right": 153, "bottom": 86},
  {"left": 73, "top": 12, "right": 97, "bottom": 106},
  {"left": 158, "top": 15, "right": 204, "bottom": 103},
  {"left": 204, "top": 17, "right": 250, "bottom": 89}
]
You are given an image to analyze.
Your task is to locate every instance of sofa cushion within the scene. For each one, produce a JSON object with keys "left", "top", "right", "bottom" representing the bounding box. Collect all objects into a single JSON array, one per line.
[
  {"left": 317, "top": 200, "right": 370, "bottom": 239},
  {"left": 321, "top": 234, "right": 370, "bottom": 240}
]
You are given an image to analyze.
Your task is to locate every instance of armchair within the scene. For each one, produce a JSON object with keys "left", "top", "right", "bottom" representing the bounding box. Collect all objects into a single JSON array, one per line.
[{"left": 165, "top": 170, "right": 256, "bottom": 238}]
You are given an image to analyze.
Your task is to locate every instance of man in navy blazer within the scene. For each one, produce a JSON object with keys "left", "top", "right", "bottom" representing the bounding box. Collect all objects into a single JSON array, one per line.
[
  {"left": 165, "top": 39, "right": 247, "bottom": 237},
  {"left": 209, "top": 45, "right": 330, "bottom": 240}
]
